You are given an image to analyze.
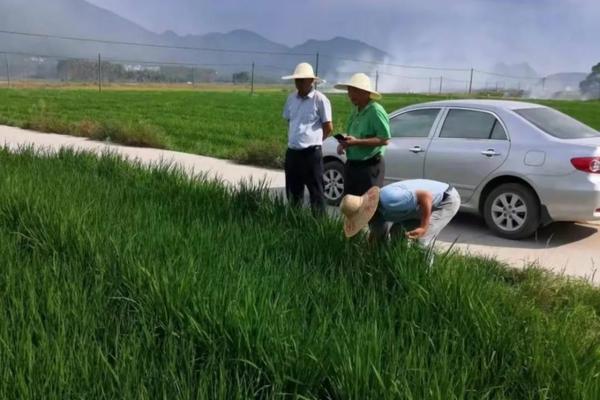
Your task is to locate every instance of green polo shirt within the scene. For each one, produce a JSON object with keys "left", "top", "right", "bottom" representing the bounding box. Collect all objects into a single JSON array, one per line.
[{"left": 345, "top": 101, "right": 391, "bottom": 161}]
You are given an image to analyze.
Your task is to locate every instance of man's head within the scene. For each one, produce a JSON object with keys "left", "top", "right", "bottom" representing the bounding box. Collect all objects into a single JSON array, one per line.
[
  {"left": 334, "top": 73, "right": 381, "bottom": 107},
  {"left": 295, "top": 78, "right": 314, "bottom": 96},
  {"left": 347, "top": 86, "right": 371, "bottom": 107},
  {"left": 282, "top": 63, "right": 321, "bottom": 95}
]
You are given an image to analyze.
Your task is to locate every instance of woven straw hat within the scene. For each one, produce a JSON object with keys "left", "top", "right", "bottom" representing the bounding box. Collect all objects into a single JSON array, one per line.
[
  {"left": 340, "top": 186, "right": 380, "bottom": 238},
  {"left": 334, "top": 73, "right": 381, "bottom": 100},
  {"left": 282, "top": 62, "right": 323, "bottom": 83}
]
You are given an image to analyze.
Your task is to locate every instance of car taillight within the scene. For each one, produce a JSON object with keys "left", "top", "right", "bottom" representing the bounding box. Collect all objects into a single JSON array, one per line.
[{"left": 571, "top": 157, "right": 600, "bottom": 173}]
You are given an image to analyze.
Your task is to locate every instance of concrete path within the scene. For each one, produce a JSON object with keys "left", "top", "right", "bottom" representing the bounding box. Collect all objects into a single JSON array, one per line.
[
  {"left": 0, "top": 125, "right": 286, "bottom": 187},
  {"left": 2, "top": 125, "right": 599, "bottom": 283}
]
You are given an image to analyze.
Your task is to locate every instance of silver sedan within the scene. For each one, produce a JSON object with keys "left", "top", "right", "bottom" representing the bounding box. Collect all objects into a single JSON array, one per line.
[{"left": 322, "top": 99, "right": 600, "bottom": 239}]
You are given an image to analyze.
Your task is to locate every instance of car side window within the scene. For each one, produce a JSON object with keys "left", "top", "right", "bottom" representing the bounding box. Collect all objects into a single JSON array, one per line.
[
  {"left": 440, "top": 109, "right": 505, "bottom": 140},
  {"left": 490, "top": 120, "right": 508, "bottom": 140},
  {"left": 390, "top": 109, "right": 440, "bottom": 138}
]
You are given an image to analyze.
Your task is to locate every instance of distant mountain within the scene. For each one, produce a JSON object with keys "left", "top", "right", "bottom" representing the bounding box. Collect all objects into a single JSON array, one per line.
[
  {"left": 0, "top": 0, "right": 388, "bottom": 81},
  {"left": 177, "top": 29, "right": 290, "bottom": 53},
  {"left": 0, "top": 0, "right": 161, "bottom": 58},
  {"left": 0, "top": 0, "right": 155, "bottom": 40},
  {"left": 291, "top": 37, "right": 388, "bottom": 81},
  {"left": 292, "top": 37, "right": 388, "bottom": 61}
]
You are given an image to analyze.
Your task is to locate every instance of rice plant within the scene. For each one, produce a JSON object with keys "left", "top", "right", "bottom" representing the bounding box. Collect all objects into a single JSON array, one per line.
[{"left": 0, "top": 148, "right": 598, "bottom": 399}]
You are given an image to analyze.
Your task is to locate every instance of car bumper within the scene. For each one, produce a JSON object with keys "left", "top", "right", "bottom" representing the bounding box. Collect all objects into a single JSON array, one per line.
[{"left": 533, "top": 172, "right": 600, "bottom": 222}]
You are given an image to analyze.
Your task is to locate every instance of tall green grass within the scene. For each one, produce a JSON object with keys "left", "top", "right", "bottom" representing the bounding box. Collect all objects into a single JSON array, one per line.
[
  {"left": 1, "top": 89, "right": 598, "bottom": 168},
  {"left": 0, "top": 148, "right": 598, "bottom": 398}
]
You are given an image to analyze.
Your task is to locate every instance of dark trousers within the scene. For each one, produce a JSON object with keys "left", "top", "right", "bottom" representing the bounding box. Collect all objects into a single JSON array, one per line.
[
  {"left": 345, "top": 156, "right": 386, "bottom": 235},
  {"left": 344, "top": 156, "right": 385, "bottom": 196},
  {"left": 284, "top": 146, "right": 325, "bottom": 215}
]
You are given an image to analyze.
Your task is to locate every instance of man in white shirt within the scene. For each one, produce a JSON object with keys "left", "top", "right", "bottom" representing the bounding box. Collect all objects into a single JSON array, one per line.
[{"left": 282, "top": 62, "right": 333, "bottom": 215}]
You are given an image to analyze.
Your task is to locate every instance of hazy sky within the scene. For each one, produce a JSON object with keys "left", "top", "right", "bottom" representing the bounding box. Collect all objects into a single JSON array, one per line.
[{"left": 86, "top": 0, "right": 599, "bottom": 74}]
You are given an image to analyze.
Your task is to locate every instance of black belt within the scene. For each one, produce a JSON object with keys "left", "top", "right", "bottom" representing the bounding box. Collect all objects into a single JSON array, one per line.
[
  {"left": 346, "top": 153, "right": 382, "bottom": 167},
  {"left": 288, "top": 145, "right": 321, "bottom": 152}
]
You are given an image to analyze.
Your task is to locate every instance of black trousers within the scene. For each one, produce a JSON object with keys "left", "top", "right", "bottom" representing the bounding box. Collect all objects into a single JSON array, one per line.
[
  {"left": 345, "top": 156, "right": 386, "bottom": 235},
  {"left": 284, "top": 146, "right": 325, "bottom": 215},
  {"left": 344, "top": 156, "right": 385, "bottom": 196}
]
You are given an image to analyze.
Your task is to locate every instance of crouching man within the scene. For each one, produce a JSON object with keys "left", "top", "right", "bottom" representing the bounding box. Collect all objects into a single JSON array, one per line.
[{"left": 340, "top": 179, "right": 461, "bottom": 249}]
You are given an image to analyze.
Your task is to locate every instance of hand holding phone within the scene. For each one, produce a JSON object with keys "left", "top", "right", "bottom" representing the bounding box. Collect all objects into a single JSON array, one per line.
[{"left": 334, "top": 134, "right": 348, "bottom": 142}]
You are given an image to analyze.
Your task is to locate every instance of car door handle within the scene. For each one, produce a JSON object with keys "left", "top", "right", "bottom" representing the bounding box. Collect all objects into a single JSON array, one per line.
[
  {"left": 409, "top": 146, "right": 425, "bottom": 153},
  {"left": 481, "top": 149, "right": 501, "bottom": 157}
]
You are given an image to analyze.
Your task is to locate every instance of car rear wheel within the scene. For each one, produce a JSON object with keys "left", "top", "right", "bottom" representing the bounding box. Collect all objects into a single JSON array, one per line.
[
  {"left": 483, "top": 183, "right": 540, "bottom": 239},
  {"left": 323, "top": 160, "right": 345, "bottom": 206}
]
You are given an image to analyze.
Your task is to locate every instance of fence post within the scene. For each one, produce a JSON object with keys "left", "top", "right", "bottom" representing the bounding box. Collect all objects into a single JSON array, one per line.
[
  {"left": 314, "top": 52, "right": 320, "bottom": 90},
  {"left": 375, "top": 70, "right": 379, "bottom": 91},
  {"left": 250, "top": 62, "right": 255, "bottom": 95},
  {"left": 4, "top": 53, "right": 10, "bottom": 87},
  {"left": 98, "top": 53, "right": 102, "bottom": 92},
  {"left": 468, "top": 68, "right": 473, "bottom": 94},
  {"left": 439, "top": 76, "right": 443, "bottom": 94}
]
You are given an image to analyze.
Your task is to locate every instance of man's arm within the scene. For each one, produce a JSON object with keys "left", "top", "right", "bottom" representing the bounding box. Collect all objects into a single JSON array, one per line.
[
  {"left": 282, "top": 95, "right": 291, "bottom": 121},
  {"left": 407, "top": 190, "right": 433, "bottom": 239},
  {"left": 318, "top": 94, "right": 333, "bottom": 140},
  {"left": 322, "top": 121, "right": 333, "bottom": 140},
  {"left": 343, "top": 136, "right": 389, "bottom": 148}
]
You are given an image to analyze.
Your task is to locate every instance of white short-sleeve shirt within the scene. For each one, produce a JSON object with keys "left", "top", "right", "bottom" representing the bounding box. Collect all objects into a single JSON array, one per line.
[{"left": 282, "top": 89, "right": 332, "bottom": 150}]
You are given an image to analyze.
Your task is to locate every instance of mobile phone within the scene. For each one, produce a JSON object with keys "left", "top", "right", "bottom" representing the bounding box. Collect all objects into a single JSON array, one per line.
[{"left": 334, "top": 134, "right": 348, "bottom": 142}]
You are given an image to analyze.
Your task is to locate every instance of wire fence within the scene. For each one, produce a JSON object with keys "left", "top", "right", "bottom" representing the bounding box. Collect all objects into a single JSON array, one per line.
[{"left": 0, "top": 29, "right": 590, "bottom": 98}]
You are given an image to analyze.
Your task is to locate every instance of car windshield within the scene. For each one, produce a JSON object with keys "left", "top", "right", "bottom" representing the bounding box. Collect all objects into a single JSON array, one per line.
[{"left": 515, "top": 107, "right": 600, "bottom": 139}]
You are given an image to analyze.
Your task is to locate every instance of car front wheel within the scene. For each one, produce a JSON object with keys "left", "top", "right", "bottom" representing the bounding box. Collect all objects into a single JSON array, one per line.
[
  {"left": 323, "top": 160, "right": 345, "bottom": 206},
  {"left": 483, "top": 183, "right": 540, "bottom": 239}
]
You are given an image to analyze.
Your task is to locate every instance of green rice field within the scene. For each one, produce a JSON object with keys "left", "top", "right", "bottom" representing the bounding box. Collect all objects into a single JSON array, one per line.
[
  {"left": 0, "top": 88, "right": 598, "bottom": 167},
  {"left": 0, "top": 148, "right": 598, "bottom": 398}
]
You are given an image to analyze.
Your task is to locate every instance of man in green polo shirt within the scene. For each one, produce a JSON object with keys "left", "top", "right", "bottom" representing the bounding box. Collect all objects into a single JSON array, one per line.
[{"left": 334, "top": 73, "right": 391, "bottom": 233}]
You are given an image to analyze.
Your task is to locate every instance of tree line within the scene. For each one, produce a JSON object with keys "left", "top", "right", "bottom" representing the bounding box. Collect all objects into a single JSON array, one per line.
[
  {"left": 56, "top": 59, "right": 217, "bottom": 83},
  {"left": 580, "top": 62, "right": 600, "bottom": 99}
]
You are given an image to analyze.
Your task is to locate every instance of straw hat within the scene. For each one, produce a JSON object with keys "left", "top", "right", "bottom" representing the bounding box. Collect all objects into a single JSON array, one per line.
[
  {"left": 340, "top": 186, "right": 381, "bottom": 238},
  {"left": 334, "top": 73, "right": 381, "bottom": 100},
  {"left": 282, "top": 62, "right": 323, "bottom": 83}
]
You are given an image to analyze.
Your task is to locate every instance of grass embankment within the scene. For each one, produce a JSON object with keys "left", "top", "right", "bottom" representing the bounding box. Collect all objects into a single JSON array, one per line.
[
  {"left": 1, "top": 88, "right": 598, "bottom": 168},
  {"left": 0, "top": 148, "right": 598, "bottom": 398}
]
